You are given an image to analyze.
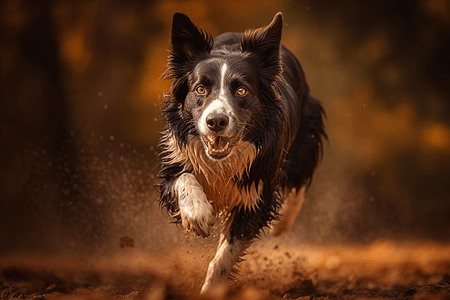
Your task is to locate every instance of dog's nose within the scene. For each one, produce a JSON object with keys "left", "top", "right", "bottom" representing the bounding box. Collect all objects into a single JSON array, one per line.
[{"left": 206, "top": 113, "right": 229, "bottom": 132}]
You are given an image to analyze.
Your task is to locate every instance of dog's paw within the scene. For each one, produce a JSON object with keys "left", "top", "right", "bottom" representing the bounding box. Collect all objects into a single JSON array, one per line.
[{"left": 176, "top": 173, "right": 215, "bottom": 237}]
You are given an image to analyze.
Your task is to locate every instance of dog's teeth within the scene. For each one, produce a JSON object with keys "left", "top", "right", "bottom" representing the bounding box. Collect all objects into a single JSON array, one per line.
[
  {"left": 209, "top": 142, "right": 230, "bottom": 154},
  {"left": 203, "top": 136, "right": 231, "bottom": 157}
]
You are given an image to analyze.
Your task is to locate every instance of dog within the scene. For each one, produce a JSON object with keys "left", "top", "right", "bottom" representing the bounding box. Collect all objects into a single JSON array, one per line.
[{"left": 156, "top": 12, "right": 326, "bottom": 293}]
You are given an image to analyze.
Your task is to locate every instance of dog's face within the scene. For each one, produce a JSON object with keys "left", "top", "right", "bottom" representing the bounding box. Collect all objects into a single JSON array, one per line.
[
  {"left": 164, "top": 13, "right": 283, "bottom": 160},
  {"left": 185, "top": 57, "right": 260, "bottom": 159}
]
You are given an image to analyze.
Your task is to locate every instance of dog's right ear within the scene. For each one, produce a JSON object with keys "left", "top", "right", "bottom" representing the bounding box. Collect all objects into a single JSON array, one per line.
[
  {"left": 241, "top": 13, "right": 283, "bottom": 84},
  {"left": 165, "top": 13, "right": 213, "bottom": 79}
]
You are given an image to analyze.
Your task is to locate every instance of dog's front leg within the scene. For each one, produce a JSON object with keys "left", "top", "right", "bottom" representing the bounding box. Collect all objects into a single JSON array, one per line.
[
  {"left": 175, "top": 173, "right": 215, "bottom": 237},
  {"left": 200, "top": 212, "right": 247, "bottom": 294}
]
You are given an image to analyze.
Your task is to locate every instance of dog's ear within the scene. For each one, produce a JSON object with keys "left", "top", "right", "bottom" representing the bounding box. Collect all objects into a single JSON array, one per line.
[
  {"left": 165, "top": 13, "right": 213, "bottom": 105},
  {"left": 166, "top": 13, "right": 213, "bottom": 77},
  {"left": 241, "top": 12, "right": 283, "bottom": 82}
]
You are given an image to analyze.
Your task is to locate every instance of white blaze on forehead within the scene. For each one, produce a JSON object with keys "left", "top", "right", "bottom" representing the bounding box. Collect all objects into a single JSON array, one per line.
[
  {"left": 219, "top": 63, "right": 227, "bottom": 97},
  {"left": 199, "top": 62, "right": 233, "bottom": 134}
]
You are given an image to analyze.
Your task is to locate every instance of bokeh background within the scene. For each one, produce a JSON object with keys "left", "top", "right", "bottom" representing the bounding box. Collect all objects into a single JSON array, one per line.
[{"left": 1, "top": 0, "right": 450, "bottom": 255}]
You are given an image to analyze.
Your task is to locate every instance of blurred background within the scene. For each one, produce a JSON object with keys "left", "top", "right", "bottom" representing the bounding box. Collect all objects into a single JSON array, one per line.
[{"left": 1, "top": 0, "right": 449, "bottom": 255}]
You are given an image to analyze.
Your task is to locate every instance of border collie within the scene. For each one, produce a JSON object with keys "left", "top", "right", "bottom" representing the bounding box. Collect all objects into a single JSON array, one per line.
[{"left": 157, "top": 12, "right": 326, "bottom": 293}]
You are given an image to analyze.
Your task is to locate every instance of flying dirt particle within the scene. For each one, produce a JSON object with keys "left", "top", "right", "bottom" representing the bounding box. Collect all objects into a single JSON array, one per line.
[{"left": 119, "top": 236, "right": 134, "bottom": 248}]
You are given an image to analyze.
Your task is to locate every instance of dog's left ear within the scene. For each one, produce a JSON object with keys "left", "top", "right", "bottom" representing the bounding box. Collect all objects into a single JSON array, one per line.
[
  {"left": 167, "top": 13, "right": 213, "bottom": 78},
  {"left": 241, "top": 12, "right": 283, "bottom": 81}
]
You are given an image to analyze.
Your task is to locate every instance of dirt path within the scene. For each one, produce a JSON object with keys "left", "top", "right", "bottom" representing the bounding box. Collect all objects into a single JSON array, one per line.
[{"left": 1, "top": 241, "right": 450, "bottom": 299}]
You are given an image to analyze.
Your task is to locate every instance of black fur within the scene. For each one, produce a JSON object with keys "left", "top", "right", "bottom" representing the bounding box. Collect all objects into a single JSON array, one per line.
[{"left": 156, "top": 12, "right": 326, "bottom": 290}]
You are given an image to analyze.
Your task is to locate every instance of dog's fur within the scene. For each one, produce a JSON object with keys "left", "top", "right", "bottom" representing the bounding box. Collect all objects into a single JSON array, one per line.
[{"left": 156, "top": 12, "right": 326, "bottom": 293}]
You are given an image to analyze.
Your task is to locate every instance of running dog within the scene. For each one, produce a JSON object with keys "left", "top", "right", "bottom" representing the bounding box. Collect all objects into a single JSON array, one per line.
[{"left": 156, "top": 12, "right": 326, "bottom": 293}]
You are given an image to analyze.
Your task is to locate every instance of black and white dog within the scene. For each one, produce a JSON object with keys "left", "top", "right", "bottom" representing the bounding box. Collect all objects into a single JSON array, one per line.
[{"left": 157, "top": 12, "right": 326, "bottom": 293}]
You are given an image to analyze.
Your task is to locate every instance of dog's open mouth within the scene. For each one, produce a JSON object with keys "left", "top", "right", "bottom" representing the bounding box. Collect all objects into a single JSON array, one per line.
[{"left": 202, "top": 135, "right": 232, "bottom": 159}]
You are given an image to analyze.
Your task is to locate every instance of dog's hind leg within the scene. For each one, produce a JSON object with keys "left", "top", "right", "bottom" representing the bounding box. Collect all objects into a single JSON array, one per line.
[
  {"left": 270, "top": 95, "right": 325, "bottom": 237},
  {"left": 270, "top": 186, "right": 306, "bottom": 237}
]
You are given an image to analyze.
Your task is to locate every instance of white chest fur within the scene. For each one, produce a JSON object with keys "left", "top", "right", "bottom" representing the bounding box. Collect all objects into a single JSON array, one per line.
[{"left": 164, "top": 135, "right": 262, "bottom": 211}]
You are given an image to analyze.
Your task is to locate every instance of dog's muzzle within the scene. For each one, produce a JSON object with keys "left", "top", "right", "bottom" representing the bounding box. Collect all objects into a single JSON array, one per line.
[{"left": 202, "top": 112, "right": 232, "bottom": 159}]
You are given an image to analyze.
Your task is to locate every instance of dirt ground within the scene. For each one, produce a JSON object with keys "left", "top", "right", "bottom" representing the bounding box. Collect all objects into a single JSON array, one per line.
[{"left": 1, "top": 241, "right": 450, "bottom": 300}]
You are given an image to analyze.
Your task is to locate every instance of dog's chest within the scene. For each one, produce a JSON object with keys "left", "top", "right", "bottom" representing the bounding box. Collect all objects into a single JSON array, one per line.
[
  {"left": 194, "top": 171, "right": 262, "bottom": 211},
  {"left": 186, "top": 137, "right": 262, "bottom": 211}
]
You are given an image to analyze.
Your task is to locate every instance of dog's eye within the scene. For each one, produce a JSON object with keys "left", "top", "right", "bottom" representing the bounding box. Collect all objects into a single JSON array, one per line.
[
  {"left": 196, "top": 86, "right": 206, "bottom": 95},
  {"left": 236, "top": 87, "right": 248, "bottom": 97}
]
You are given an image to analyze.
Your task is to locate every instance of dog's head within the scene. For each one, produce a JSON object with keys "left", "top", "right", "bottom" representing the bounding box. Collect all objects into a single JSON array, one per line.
[{"left": 164, "top": 12, "right": 284, "bottom": 160}]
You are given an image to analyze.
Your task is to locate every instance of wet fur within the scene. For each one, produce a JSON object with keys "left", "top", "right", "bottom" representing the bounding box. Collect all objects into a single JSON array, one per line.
[{"left": 156, "top": 12, "right": 326, "bottom": 293}]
